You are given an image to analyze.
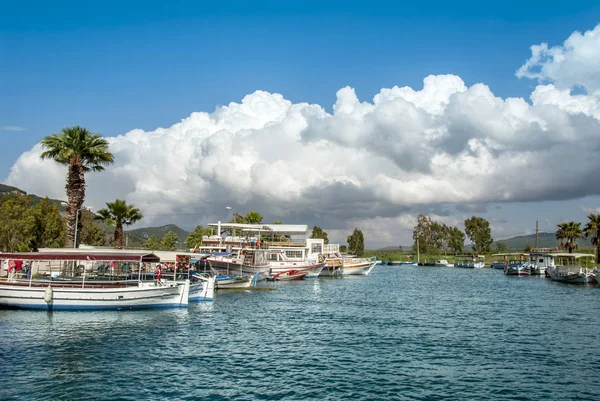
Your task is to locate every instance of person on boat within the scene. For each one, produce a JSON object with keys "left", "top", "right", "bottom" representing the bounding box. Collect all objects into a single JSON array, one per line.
[{"left": 156, "top": 263, "right": 163, "bottom": 282}]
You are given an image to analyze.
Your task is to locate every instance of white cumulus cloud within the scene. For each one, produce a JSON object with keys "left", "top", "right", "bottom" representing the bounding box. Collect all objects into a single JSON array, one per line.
[{"left": 6, "top": 25, "right": 600, "bottom": 247}]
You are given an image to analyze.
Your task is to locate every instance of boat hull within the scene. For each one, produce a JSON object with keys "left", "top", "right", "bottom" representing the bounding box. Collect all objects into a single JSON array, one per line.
[
  {"left": 341, "top": 261, "right": 377, "bottom": 276},
  {"left": 0, "top": 280, "right": 190, "bottom": 311},
  {"left": 215, "top": 275, "right": 254, "bottom": 289},
  {"left": 188, "top": 277, "right": 215, "bottom": 302}
]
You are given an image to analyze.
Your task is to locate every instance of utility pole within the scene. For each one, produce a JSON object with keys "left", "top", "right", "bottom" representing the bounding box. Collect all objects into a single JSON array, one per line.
[
  {"left": 417, "top": 238, "right": 420, "bottom": 264},
  {"left": 535, "top": 221, "right": 539, "bottom": 251}
]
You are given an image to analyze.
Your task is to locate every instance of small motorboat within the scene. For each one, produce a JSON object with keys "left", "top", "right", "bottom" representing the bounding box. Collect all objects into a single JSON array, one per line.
[{"left": 266, "top": 270, "right": 307, "bottom": 281}]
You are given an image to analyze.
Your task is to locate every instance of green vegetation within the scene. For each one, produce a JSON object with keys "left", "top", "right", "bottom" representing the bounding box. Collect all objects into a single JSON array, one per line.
[
  {"left": 185, "top": 225, "right": 212, "bottom": 250},
  {"left": 228, "top": 211, "right": 264, "bottom": 224},
  {"left": 126, "top": 224, "right": 190, "bottom": 249},
  {"left": 144, "top": 231, "right": 180, "bottom": 251},
  {"left": 465, "top": 216, "right": 493, "bottom": 254},
  {"left": 583, "top": 213, "right": 600, "bottom": 262},
  {"left": 556, "top": 221, "right": 585, "bottom": 253},
  {"left": 310, "top": 226, "right": 329, "bottom": 244},
  {"left": 95, "top": 199, "right": 143, "bottom": 249},
  {"left": 412, "top": 214, "right": 465, "bottom": 254},
  {"left": 347, "top": 228, "right": 365, "bottom": 256},
  {"left": 40, "top": 126, "right": 114, "bottom": 248},
  {"left": 0, "top": 194, "right": 65, "bottom": 252}
]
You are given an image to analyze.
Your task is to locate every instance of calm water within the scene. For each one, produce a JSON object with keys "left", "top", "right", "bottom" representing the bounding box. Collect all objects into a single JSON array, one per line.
[{"left": 2, "top": 266, "right": 600, "bottom": 400}]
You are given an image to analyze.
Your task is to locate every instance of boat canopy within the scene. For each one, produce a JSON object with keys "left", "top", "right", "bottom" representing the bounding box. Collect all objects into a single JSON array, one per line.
[
  {"left": 550, "top": 253, "right": 595, "bottom": 259},
  {"left": 0, "top": 251, "right": 160, "bottom": 263},
  {"left": 208, "top": 223, "right": 309, "bottom": 236}
]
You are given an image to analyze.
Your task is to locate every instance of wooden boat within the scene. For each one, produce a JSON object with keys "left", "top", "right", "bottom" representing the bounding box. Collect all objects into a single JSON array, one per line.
[{"left": 0, "top": 251, "right": 190, "bottom": 311}]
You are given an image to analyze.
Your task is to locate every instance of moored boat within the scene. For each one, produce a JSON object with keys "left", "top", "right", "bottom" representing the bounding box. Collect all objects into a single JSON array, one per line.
[
  {"left": 0, "top": 251, "right": 190, "bottom": 311},
  {"left": 266, "top": 270, "right": 308, "bottom": 281},
  {"left": 546, "top": 253, "right": 596, "bottom": 284}
]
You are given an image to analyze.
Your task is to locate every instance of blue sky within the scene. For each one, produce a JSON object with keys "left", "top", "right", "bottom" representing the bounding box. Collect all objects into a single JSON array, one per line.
[
  {"left": 2, "top": 1, "right": 600, "bottom": 245},
  {"left": 3, "top": 0, "right": 599, "bottom": 174}
]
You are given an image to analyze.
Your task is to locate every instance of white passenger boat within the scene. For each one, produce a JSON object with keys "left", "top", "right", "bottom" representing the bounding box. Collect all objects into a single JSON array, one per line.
[
  {"left": 546, "top": 253, "right": 596, "bottom": 284},
  {"left": 527, "top": 252, "right": 555, "bottom": 276},
  {"left": 0, "top": 251, "right": 190, "bottom": 311}
]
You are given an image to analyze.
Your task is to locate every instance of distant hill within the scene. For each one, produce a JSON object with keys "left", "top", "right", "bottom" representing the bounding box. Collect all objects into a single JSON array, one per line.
[
  {"left": 494, "top": 232, "right": 593, "bottom": 251},
  {"left": 125, "top": 224, "right": 190, "bottom": 248},
  {"left": 0, "top": 183, "right": 66, "bottom": 210}
]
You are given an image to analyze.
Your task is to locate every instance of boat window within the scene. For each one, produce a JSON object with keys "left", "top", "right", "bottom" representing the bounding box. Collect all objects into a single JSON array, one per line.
[{"left": 285, "top": 251, "right": 303, "bottom": 259}]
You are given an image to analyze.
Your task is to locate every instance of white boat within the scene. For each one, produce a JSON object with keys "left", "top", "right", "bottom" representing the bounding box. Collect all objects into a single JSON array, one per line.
[
  {"left": 266, "top": 249, "right": 324, "bottom": 278},
  {"left": 420, "top": 259, "right": 453, "bottom": 267},
  {"left": 341, "top": 257, "right": 377, "bottom": 275},
  {"left": 454, "top": 254, "right": 485, "bottom": 268},
  {"left": 546, "top": 253, "right": 596, "bottom": 284},
  {"left": 215, "top": 274, "right": 255, "bottom": 289},
  {"left": 188, "top": 276, "right": 216, "bottom": 302},
  {"left": 527, "top": 252, "right": 555, "bottom": 276},
  {"left": 505, "top": 260, "right": 531, "bottom": 276},
  {"left": 207, "top": 249, "right": 271, "bottom": 277},
  {"left": 0, "top": 251, "right": 192, "bottom": 311}
]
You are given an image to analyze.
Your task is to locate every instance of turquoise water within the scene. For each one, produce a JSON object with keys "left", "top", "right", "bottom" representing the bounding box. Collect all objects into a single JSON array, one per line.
[{"left": 1, "top": 266, "right": 600, "bottom": 400}]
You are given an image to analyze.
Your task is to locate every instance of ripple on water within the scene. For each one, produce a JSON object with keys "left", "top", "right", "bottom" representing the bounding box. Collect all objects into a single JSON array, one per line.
[{"left": 1, "top": 267, "right": 600, "bottom": 400}]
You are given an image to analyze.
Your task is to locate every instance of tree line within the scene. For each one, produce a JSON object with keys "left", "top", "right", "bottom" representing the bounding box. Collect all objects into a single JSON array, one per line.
[{"left": 412, "top": 215, "right": 493, "bottom": 254}]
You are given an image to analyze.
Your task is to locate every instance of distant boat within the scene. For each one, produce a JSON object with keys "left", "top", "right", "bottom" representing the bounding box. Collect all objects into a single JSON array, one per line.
[
  {"left": 454, "top": 255, "right": 485, "bottom": 268},
  {"left": 490, "top": 261, "right": 506, "bottom": 270}
]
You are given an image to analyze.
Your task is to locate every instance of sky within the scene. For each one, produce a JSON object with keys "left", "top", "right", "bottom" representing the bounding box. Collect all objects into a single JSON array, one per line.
[{"left": 2, "top": 1, "right": 600, "bottom": 248}]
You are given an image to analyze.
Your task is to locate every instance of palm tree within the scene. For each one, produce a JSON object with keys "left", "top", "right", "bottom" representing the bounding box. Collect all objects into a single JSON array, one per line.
[
  {"left": 40, "top": 126, "right": 114, "bottom": 248},
  {"left": 556, "top": 221, "right": 585, "bottom": 253},
  {"left": 95, "top": 199, "right": 143, "bottom": 249},
  {"left": 583, "top": 213, "right": 600, "bottom": 262}
]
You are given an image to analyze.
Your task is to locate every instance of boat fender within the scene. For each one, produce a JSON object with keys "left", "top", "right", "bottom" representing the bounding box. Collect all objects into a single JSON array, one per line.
[{"left": 44, "top": 286, "right": 53, "bottom": 303}]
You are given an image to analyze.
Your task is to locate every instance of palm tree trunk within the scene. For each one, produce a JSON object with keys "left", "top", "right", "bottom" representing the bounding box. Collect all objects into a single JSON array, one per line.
[
  {"left": 66, "top": 162, "right": 85, "bottom": 248},
  {"left": 114, "top": 223, "right": 123, "bottom": 249}
]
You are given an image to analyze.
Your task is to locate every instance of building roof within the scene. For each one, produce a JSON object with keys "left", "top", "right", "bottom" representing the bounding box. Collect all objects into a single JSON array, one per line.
[
  {"left": 208, "top": 223, "right": 308, "bottom": 235},
  {"left": 0, "top": 251, "right": 160, "bottom": 263}
]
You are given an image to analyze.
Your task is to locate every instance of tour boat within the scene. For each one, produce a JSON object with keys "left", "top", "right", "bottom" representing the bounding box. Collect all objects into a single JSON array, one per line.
[
  {"left": 207, "top": 249, "right": 271, "bottom": 277},
  {"left": 0, "top": 251, "right": 190, "bottom": 311},
  {"left": 527, "top": 252, "right": 555, "bottom": 276},
  {"left": 546, "top": 253, "right": 596, "bottom": 284}
]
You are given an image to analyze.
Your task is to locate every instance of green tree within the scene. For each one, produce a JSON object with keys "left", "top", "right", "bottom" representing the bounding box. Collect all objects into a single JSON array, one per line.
[
  {"left": 412, "top": 214, "right": 435, "bottom": 254},
  {"left": 245, "top": 211, "right": 263, "bottom": 224},
  {"left": 347, "top": 228, "right": 365, "bottom": 256},
  {"left": 448, "top": 227, "right": 465, "bottom": 254},
  {"left": 30, "top": 198, "right": 66, "bottom": 249},
  {"left": 40, "top": 126, "right": 114, "bottom": 248},
  {"left": 186, "top": 225, "right": 211, "bottom": 250},
  {"left": 339, "top": 245, "right": 348, "bottom": 253},
  {"left": 273, "top": 220, "right": 282, "bottom": 224},
  {"left": 95, "top": 199, "right": 143, "bottom": 249},
  {"left": 0, "top": 194, "right": 35, "bottom": 252},
  {"left": 464, "top": 216, "right": 493, "bottom": 254},
  {"left": 161, "top": 231, "right": 179, "bottom": 251},
  {"left": 495, "top": 241, "right": 508, "bottom": 252},
  {"left": 229, "top": 212, "right": 246, "bottom": 224},
  {"left": 556, "top": 221, "right": 584, "bottom": 253},
  {"left": 583, "top": 213, "right": 600, "bottom": 262},
  {"left": 144, "top": 234, "right": 162, "bottom": 250},
  {"left": 310, "top": 226, "right": 329, "bottom": 244},
  {"left": 79, "top": 210, "right": 107, "bottom": 246}
]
